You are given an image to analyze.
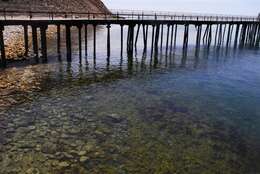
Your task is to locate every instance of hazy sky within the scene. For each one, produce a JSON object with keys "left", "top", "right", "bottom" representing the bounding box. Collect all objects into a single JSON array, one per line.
[{"left": 104, "top": 0, "right": 259, "bottom": 16}]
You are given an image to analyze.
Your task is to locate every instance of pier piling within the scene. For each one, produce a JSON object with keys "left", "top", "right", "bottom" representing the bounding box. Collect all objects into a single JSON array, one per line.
[
  {"left": 57, "top": 25, "right": 61, "bottom": 55},
  {"left": 65, "top": 25, "right": 72, "bottom": 62},
  {"left": 32, "top": 26, "right": 39, "bottom": 59},
  {"left": 40, "top": 25, "right": 48, "bottom": 62},
  {"left": 0, "top": 25, "right": 6, "bottom": 67},
  {"left": 23, "top": 25, "right": 29, "bottom": 57}
]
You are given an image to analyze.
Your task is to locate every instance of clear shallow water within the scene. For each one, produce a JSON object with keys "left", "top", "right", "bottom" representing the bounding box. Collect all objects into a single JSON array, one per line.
[{"left": 0, "top": 26, "right": 260, "bottom": 174}]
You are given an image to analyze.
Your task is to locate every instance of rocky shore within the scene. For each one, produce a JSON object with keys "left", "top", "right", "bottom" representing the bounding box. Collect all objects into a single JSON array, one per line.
[
  {"left": 3, "top": 26, "right": 60, "bottom": 60},
  {"left": 3, "top": 26, "right": 27, "bottom": 60}
]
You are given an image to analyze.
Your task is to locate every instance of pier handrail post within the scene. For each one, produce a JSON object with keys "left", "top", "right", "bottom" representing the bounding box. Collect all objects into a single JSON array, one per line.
[
  {"left": 3, "top": 8, "right": 6, "bottom": 20},
  {"left": 29, "top": 10, "right": 32, "bottom": 20},
  {"left": 142, "top": 12, "right": 144, "bottom": 20},
  {"left": 117, "top": 12, "right": 119, "bottom": 20}
]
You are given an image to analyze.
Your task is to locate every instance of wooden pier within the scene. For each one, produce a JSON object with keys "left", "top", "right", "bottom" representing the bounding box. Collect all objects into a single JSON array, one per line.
[{"left": 0, "top": 10, "right": 259, "bottom": 67}]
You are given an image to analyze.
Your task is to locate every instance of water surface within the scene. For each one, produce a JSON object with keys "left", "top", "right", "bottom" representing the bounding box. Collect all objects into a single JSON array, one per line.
[{"left": 0, "top": 25, "right": 260, "bottom": 174}]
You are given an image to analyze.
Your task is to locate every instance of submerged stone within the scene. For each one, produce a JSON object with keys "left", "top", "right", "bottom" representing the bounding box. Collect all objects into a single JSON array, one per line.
[
  {"left": 41, "top": 142, "right": 57, "bottom": 154},
  {"left": 78, "top": 151, "right": 87, "bottom": 156},
  {"left": 58, "top": 161, "right": 70, "bottom": 168},
  {"left": 26, "top": 168, "right": 40, "bottom": 174},
  {"left": 79, "top": 156, "right": 89, "bottom": 163},
  {"left": 104, "top": 113, "right": 124, "bottom": 123}
]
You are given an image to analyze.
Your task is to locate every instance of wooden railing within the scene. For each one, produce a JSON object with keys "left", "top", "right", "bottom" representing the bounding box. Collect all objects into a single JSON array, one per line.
[{"left": 0, "top": 8, "right": 259, "bottom": 22}]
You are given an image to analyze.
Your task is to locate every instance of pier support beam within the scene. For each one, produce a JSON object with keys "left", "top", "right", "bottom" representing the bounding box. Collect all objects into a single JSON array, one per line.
[
  {"left": 143, "top": 24, "right": 148, "bottom": 53},
  {"left": 135, "top": 24, "right": 141, "bottom": 50},
  {"left": 93, "top": 24, "right": 97, "bottom": 60},
  {"left": 239, "top": 24, "right": 247, "bottom": 48},
  {"left": 234, "top": 24, "right": 240, "bottom": 48},
  {"left": 165, "top": 24, "right": 170, "bottom": 55},
  {"left": 120, "top": 24, "right": 124, "bottom": 57},
  {"left": 207, "top": 25, "right": 212, "bottom": 48},
  {"left": 183, "top": 24, "right": 189, "bottom": 50},
  {"left": 40, "top": 25, "right": 48, "bottom": 62},
  {"left": 65, "top": 25, "right": 72, "bottom": 62},
  {"left": 196, "top": 24, "right": 202, "bottom": 49},
  {"left": 154, "top": 24, "right": 160, "bottom": 55},
  {"left": 151, "top": 25, "right": 155, "bottom": 57},
  {"left": 23, "top": 25, "right": 29, "bottom": 57},
  {"left": 127, "top": 24, "right": 135, "bottom": 57},
  {"left": 170, "top": 24, "right": 174, "bottom": 53},
  {"left": 84, "top": 24, "right": 88, "bottom": 56},
  {"left": 77, "top": 24, "right": 83, "bottom": 60},
  {"left": 57, "top": 25, "right": 61, "bottom": 55},
  {"left": 160, "top": 24, "right": 164, "bottom": 50},
  {"left": 32, "top": 26, "right": 39, "bottom": 59},
  {"left": 0, "top": 25, "right": 6, "bottom": 67},
  {"left": 107, "top": 24, "right": 111, "bottom": 58},
  {"left": 174, "top": 25, "right": 178, "bottom": 48},
  {"left": 255, "top": 24, "right": 260, "bottom": 48}
]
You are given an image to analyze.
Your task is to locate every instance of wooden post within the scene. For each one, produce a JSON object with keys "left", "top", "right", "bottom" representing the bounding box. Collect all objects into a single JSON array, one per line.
[
  {"left": 254, "top": 24, "right": 260, "bottom": 47},
  {"left": 222, "top": 24, "right": 227, "bottom": 45},
  {"left": 40, "top": 25, "right": 48, "bottom": 62},
  {"left": 239, "top": 24, "right": 247, "bottom": 48},
  {"left": 143, "top": 24, "right": 148, "bottom": 52},
  {"left": 57, "top": 25, "right": 61, "bottom": 55},
  {"left": 183, "top": 24, "right": 189, "bottom": 50},
  {"left": 0, "top": 25, "right": 6, "bottom": 67},
  {"left": 93, "top": 24, "right": 97, "bottom": 59},
  {"left": 251, "top": 24, "right": 258, "bottom": 47},
  {"left": 134, "top": 24, "right": 140, "bottom": 49},
  {"left": 154, "top": 24, "right": 160, "bottom": 55},
  {"left": 218, "top": 24, "right": 223, "bottom": 47},
  {"left": 207, "top": 25, "right": 212, "bottom": 48},
  {"left": 32, "top": 26, "right": 38, "bottom": 59},
  {"left": 66, "top": 25, "right": 72, "bottom": 62},
  {"left": 165, "top": 24, "right": 170, "bottom": 55},
  {"left": 203, "top": 25, "right": 209, "bottom": 44},
  {"left": 229, "top": 24, "right": 234, "bottom": 46},
  {"left": 160, "top": 24, "right": 164, "bottom": 50},
  {"left": 151, "top": 25, "right": 155, "bottom": 57},
  {"left": 196, "top": 24, "right": 202, "bottom": 48},
  {"left": 78, "top": 25, "right": 82, "bottom": 60},
  {"left": 85, "top": 24, "right": 88, "bottom": 56},
  {"left": 214, "top": 24, "right": 219, "bottom": 46},
  {"left": 120, "top": 24, "right": 124, "bottom": 57},
  {"left": 234, "top": 24, "right": 240, "bottom": 48},
  {"left": 226, "top": 24, "right": 232, "bottom": 47},
  {"left": 174, "top": 24, "right": 178, "bottom": 48},
  {"left": 170, "top": 24, "right": 174, "bottom": 53},
  {"left": 23, "top": 25, "right": 29, "bottom": 57},
  {"left": 107, "top": 24, "right": 111, "bottom": 58}
]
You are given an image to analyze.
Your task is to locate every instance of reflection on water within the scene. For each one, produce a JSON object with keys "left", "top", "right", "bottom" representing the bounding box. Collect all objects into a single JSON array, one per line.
[{"left": 1, "top": 26, "right": 260, "bottom": 174}]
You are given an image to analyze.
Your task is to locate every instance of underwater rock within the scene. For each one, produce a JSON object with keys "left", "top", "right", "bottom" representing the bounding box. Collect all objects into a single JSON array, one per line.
[
  {"left": 68, "top": 128, "right": 81, "bottom": 135},
  {"left": 78, "top": 151, "right": 87, "bottom": 156},
  {"left": 26, "top": 168, "right": 40, "bottom": 174},
  {"left": 63, "top": 152, "right": 74, "bottom": 159},
  {"left": 58, "top": 161, "right": 70, "bottom": 168},
  {"left": 41, "top": 142, "right": 57, "bottom": 154},
  {"left": 104, "top": 113, "right": 124, "bottom": 123},
  {"left": 28, "top": 126, "right": 36, "bottom": 130},
  {"left": 84, "top": 96, "right": 94, "bottom": 100},
  {"left": 84, "top": 142, "right": 95, "bottom": 152},
  {"left": 79, "top": 156, "right": 89, "bottom": 163}
]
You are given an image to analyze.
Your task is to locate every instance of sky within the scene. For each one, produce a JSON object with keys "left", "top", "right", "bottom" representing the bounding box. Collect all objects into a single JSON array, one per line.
[{"left": 104, "top": 0, "right": 260, "bottom": 16}]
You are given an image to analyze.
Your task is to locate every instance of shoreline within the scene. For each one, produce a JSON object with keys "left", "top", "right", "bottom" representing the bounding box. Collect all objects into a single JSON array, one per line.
[{"left": 3, "top": 26, "right": 58, "bottom": 61}]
